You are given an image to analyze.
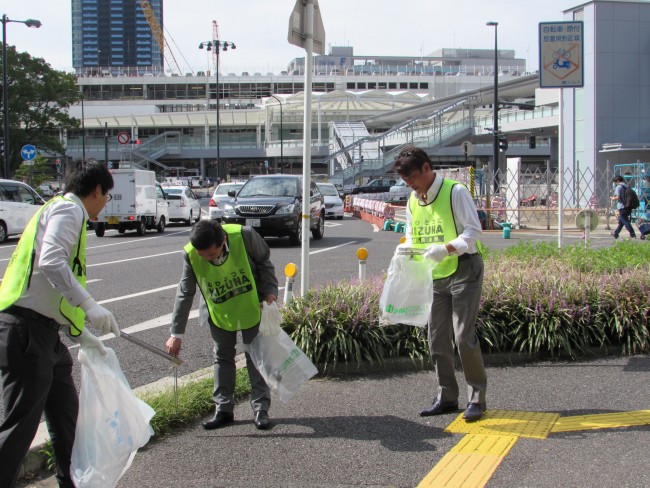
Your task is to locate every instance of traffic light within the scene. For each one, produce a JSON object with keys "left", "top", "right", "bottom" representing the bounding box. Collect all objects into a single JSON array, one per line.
[
  {"left": 135, "top": 139, "right": 141, "bottom": 145},
  {"left": 56, "top": 159, "right": 62, "bottom": 173},
  {"left": 0, "top": 138, "right": 4, "bottom": 158},
  {"left": 529, "top": 136, "right": 536, "bottom": 149},
  {"left": 498, "top": 137, "right": 508, "bottom": 152}
]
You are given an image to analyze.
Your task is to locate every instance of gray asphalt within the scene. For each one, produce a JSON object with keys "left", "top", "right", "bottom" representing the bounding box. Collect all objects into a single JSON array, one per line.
[
  {"left": 20, "top": 356, "right": 650, "bottom": 488},
  {"left": 119, "top": 356, "right": 650, "bottom": 487}
]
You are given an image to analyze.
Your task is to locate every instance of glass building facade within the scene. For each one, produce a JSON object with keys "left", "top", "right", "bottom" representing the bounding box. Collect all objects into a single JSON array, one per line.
[{"left": 71, "top": 0, "right": 163, "bottom": 75}]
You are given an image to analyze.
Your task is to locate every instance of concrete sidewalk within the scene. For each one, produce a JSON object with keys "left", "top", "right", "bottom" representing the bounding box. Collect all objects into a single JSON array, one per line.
[{"left": 19, "top": 354, "right": 650, "bottom": 487}]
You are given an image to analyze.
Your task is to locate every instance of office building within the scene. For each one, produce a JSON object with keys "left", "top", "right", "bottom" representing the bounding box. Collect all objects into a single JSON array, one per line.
[{"left": 71, "top": 0, "right": 163, "bottom": 75}]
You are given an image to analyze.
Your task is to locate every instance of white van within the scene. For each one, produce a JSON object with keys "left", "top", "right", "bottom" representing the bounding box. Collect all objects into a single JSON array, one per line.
[
  {"left": 0, "top": 179, "right": 46, "bottom": 243},
  {"left": 94, "top": 169, "right": 169, "bottom": 236}
]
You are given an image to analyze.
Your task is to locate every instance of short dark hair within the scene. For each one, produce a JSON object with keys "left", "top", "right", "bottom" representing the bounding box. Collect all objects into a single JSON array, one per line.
[
  {"left": 392, "top": 146, "right": 432, "bottom": 176},
  {"left": 613, "top": 175, "right": 625, "bottom": 183},
  {"left": 65, "top": 160, "right": 114, "bottom": 197},
  {"left": 190, "top": 219, "right": 226, "bottom": 250}
]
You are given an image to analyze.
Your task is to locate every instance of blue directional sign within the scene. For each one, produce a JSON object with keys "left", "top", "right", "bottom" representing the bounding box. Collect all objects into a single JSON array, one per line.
[{"left": 21, "top": 144, "right": 38, "bottom": 161}]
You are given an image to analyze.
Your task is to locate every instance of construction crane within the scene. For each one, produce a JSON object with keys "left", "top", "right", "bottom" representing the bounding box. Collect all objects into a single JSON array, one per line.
[{"left": 138, "top": 0, "right": 184, "bottom": 75}]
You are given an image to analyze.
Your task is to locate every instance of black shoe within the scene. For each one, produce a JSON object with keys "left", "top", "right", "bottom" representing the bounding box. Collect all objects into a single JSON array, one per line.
[
  {"left": 419, "top": 399, "right": 459, "bottom": 417},
  {"left": 254, "top": 410, "right": 271, "bottom": 430},
  {"left": 610, "top": 231, "right": 618, "bottom": 239},
  {"left": 202, "top": 411, "right": 234, "bottom": 430},
  {"left": 463, "top": 403, "right": 486, "bottom": 422}
]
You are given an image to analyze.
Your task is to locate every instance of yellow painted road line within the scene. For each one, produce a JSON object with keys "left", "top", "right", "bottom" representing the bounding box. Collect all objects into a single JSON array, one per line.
[
  {"left": 418, "top": 434, "right": 518, "bottom": 488},
  {"left": 551, "top": 409, "right": 650, "bottom": 433},
  {"left": 445, "top": 409, "right": 560, "bottom": 439}
]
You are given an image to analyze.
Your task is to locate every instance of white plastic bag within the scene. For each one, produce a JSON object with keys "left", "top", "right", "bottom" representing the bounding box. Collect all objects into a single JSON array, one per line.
[
  {"left": 72, "top": 347, "right": 155, "bottom": 488},
  {"left": 379, "top": 253, "right": 434, "bottom": 327},
  {"left": 247, "top": 302, "right": 318, "bottom": 403}
]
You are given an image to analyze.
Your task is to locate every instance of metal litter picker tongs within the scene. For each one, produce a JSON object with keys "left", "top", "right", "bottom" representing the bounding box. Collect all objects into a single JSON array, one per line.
[
  {"left": 120, "top": 331, "right": 183, "bottom": 412},
  {"left": 395, "top": 247, "right": 427, "bottom": 258}
]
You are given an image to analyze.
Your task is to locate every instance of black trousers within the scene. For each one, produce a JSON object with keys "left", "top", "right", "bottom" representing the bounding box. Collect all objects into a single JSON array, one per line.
[{"left": 0, "top": 307, "right": 78, "bottom": 488}]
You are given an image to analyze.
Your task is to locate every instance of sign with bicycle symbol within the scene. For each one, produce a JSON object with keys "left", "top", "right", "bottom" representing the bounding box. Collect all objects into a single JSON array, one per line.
[{"left": 539, "top": 21, "right": 584, "bottom": 88}]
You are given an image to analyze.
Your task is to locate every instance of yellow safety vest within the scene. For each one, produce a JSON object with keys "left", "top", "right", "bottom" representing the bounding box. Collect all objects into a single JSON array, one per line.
[
  {"left": 409, "top": 178, "right": 460, "bottom": 280},
  {"left": 184, "top": 224, "right": 260, "bottom": 331},
  {"left": 0, "top": 196, "right": 87, "bottom": 335}
]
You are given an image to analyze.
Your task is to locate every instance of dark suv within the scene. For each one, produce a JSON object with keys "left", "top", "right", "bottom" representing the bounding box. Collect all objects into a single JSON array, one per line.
[
  {"left": 351, "top": 178, "right": 397, "bottom": 194},
  {"left": 221, "top": 175, "right": 325, "bottom": 246}
]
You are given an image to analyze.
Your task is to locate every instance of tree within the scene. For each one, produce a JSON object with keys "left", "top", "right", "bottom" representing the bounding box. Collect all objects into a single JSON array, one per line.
[
  {"left": 14, "top": 154, "right": 57, "bottom": 189},
  {"left": 0, "top": 44, "right": 80, "bottom": 176}
]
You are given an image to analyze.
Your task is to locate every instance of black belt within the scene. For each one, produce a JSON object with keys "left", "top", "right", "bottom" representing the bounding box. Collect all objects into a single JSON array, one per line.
[
  {"left": 4, "top": 305, "right": 63, "bottom": 332},
  {"left": 458, "top": 253, "right": 478, "bottom": 261}
]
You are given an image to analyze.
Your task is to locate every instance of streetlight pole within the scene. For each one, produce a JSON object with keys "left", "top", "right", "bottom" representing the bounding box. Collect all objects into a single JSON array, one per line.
[
  {"left": 199, "top": 39, "right": 235, "bottom": 182},
  {"left": 2, "top": 14, "right": 41, "bottom": 179},
  {"left": 487, "top": 21, "right": 499, "bottom": 184},
  {"left": 269, "top": 94, "right": 284, "bottom": 172},
  {"left": 80, "top": 88, "right": 86, "bottom": 161}
]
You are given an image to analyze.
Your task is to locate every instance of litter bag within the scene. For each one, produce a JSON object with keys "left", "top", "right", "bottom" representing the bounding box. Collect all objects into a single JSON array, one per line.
[
  {"left": 247, "top": 302, "right": 318, "bottom": 403},
  {"left": 379, "top": 253, "right": 434, "bottom": 327},
  {"left": 72, "top": 347, "right": 155, "bottom": 488}
]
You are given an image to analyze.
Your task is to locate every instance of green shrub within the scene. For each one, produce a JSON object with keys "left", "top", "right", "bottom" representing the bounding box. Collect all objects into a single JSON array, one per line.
[
  {"left": 283, "top": 241, "right": 650, "bottom": 366},
  {"left": 282, "top": 276, "right": 428, "bottom": 369}
]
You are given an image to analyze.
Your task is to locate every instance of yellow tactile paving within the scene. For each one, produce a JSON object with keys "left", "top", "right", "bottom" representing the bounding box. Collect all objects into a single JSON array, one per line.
[
  {"left": 418, "top": 434, "right": 518, "bottom": 488},
  {"left": 444, "top": 409, "right": 560, "bottom": 439},
  {"left": 551, "top": 409, "right": 650, "bottom": 433}
]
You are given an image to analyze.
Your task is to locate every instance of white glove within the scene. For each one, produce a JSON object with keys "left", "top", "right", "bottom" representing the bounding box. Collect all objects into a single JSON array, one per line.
[
  {"left": 423, "top": 243, "right": 450, "bottom": 262},
  {"left": 72, "top": 329, "right": 108, "bottom": 355},
  {"left": 80, "top": 297, "right": 120, "bottom": 337}
]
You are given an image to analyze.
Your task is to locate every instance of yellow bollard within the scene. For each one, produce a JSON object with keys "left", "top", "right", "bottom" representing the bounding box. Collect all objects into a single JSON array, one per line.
[
  {"left": 356, "top": 247, "right": 368, "bottom": 281},
  {"left": 284, "top": 263, "right": 297, "bottom": 305}
]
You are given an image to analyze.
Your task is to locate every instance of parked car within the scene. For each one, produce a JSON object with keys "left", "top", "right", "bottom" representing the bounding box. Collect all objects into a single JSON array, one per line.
[
  {"left": 164, "top": 185, "right": 202, "bottom": 225},
  {"left": 38, "top": 184, "right": 55, "bottom": 198},
  {"left": 209, "top": 182, "right": 244, "bottom": 221},
  {"left": 221, "top": 174, "right": 325, "bottom": 246},
  {"left": 316, "top": 183, "right": 344, "bottom": 219},
  {"left": 0, "top": 179, "right": 45, "bottom": 243},
  {"left": 388, "top": 178, "right": 412, "bottom": 202},
  {"left": 351, "top": 178, "right": 397, "bottom": 194}
]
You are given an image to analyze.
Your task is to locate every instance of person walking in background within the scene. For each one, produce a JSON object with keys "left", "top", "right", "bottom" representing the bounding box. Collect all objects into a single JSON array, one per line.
[
  {"left": 610, "top": 175, "right": 637, "bottom": 239},
  {"left": 0, "top": 161, "right": 119, "bottom": 488},
  {"left": 393, "top": 147, "right": 487, "bottom": 422},
  {"left": 165, "top": 220, "right": 278, "bottom": 430}
]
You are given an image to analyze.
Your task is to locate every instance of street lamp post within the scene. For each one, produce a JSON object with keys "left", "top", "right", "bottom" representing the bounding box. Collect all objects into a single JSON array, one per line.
[
  {"left": 199, "top": 39, "right": 235, "bottom": 182},
  {"left": 2, "top": 14, "right": 41, "bottom": 179},
  {"left": 80, "top": 88, "right": 86, "bottom": 161},
  {"left": 486, "top": 21, "right": 499, "bottom": 183},
  {"left": 268, "top": 94, "right": 284, "bottom": 172}
]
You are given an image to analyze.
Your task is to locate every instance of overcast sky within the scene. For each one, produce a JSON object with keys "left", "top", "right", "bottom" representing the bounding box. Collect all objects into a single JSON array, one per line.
[{"left": 4, "top": 0, "right": 575, "bottom": 74}]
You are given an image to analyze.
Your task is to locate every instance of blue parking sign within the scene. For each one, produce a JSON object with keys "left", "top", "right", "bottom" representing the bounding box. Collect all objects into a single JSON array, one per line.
[{"left": 21, "top": 144, "right": 38, "bottom": 161}]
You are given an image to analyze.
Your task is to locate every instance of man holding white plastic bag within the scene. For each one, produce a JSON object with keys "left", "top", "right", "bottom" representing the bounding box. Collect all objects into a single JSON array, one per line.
[
  {"left": 0, "top": 161, "right": 119, "bottom": 488},
  {"left": 393, "top": 147, "right": 487, "bottom": 422},
  {"left": 166, "top": 220, "right": 278, "bottom": 430}
]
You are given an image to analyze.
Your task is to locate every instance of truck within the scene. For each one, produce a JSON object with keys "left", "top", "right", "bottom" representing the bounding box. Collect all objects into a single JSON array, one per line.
[{"left": 94, "top": 169, "right": 169, "bottom": 237}]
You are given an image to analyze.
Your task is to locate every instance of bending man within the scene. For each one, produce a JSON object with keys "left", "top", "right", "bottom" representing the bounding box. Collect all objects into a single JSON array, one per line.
[
  {"left": 0, "top": 161, "right": 119, "bottom": 487},
  {"left": 166, "top": 220, "right": 278, "bottom": 430}
]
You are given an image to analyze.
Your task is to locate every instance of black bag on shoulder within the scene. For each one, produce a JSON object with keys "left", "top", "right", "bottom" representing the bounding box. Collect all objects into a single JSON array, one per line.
[{"left": 624, "top": 187, "right": 640, "bottom": 210}]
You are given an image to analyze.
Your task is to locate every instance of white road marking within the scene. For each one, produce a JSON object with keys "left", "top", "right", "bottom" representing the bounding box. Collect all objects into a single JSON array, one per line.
[
  {"left": 309, "top": 240, "right": 359, "bottom": 255},
  {"left": 87, "top": 230, "right": 188, "bottom": 250},
  {"left": 86, "top": 279, "right": 102, "bottom": 284},
  {"left": 88, "top": 250, "right": 182, "bottom": 268},
  {"left": 97, "top": 283, "right": 179, "bottom": 304}
]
